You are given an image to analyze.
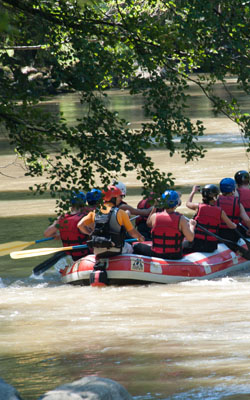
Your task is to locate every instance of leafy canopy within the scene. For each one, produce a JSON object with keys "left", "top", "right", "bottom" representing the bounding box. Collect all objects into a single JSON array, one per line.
[{"left": 0, "top": 0, "right": 249, "bottom": 212}]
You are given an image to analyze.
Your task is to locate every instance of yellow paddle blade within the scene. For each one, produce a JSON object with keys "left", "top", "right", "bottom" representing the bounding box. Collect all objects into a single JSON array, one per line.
[
  {"left": 0, "top": 241, "right": 35, "bottom": 256},
  {"left": 10, "top": 246, "right": 70, "bottom": 259}
]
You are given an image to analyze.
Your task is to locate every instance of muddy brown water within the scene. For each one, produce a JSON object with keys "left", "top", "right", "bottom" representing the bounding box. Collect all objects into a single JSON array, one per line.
[
  {"left": 0, "top": 146, "right": 249, "bottom": 216},
  {"left": 1, "top": 147, "right": 250, "bottom": 400},
  {"left": 1, "top": 84, "right": 250, "bottom": 400}
]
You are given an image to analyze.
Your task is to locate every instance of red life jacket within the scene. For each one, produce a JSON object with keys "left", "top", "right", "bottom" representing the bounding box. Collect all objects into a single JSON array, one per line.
[
  {"left": 194, "top": 204, "right": 222, "bottom": 242},
  {"left": 59, "top": 211, "right": 93, "bottom": 259},
  {"left": 237, "top": 187, "right": 250, "bottom": 217},
  {"left": 216, "top": 195, "right": 240, "bottom": 228},
  {"left": 151, "top": 211, "right": 183, "bottom": 257},
  {"left": 135, "top": 198, "right": 152, "bottom": 226}
]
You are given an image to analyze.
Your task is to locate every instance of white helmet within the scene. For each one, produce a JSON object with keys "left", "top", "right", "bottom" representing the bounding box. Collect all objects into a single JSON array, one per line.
[{"left": 115, "top": 181, "right": 127, "bottom": 196}]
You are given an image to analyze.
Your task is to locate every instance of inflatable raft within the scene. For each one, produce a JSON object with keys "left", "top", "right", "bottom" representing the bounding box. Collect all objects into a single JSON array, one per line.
[{"left": 57, "top": 239, "right": 250, "bottom": 286}]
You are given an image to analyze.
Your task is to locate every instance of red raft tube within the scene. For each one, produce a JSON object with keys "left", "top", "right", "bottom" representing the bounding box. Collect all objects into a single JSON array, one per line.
[{"left": 58, "top": 239, "right": 250, "bottom": 286}]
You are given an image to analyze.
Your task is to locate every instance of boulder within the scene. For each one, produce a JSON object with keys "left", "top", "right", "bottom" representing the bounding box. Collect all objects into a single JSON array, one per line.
[
  {"left": 0, "top": 377, "right": 23, "bottom": 400},
  {"left": 38, "top": 376, "right": 133, "bottom": 400}
]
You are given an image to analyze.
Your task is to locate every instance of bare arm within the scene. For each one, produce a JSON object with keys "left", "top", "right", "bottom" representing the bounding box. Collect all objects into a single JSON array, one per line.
[
  {"left": 186, "top": 185, "right": 200, "bottom": 210},
  {"left": 44, "top": 220, "right": 60, "bottom": 239},
  {"left": 179, "top": 216, "right": 196, "bottom": 242},
  {"left": 221, "top": 210, "right": 237, "bottom": 229},
  {"left": 127, "top": 227, "right": 145, "bottom": 242},
  {"left": 146, "top": 210, "right": 157, "bottom": 228},
  {"left": 77, "top": 219, "right": 94, "bottom": 235},
  {"left": 77, "top": 213, "right": 95, "bottom": 235},
  {"left": 119, "top": 203, "right": 153, "bottom": 216}
]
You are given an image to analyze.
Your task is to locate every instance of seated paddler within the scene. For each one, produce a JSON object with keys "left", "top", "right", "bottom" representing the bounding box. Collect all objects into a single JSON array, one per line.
[
  {"left": 184, "top": 184, "right": 237, "bottom": 254},
  {"left": 133, "top": 190, "right": 196, "bottom": 260},
  {"left": 77, "top": 185, "right": 144, "bottom": 258}
]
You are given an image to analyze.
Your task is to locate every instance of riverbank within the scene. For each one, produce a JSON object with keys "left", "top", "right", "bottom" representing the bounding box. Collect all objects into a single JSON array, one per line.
[{"left": 0, "top": 146, "right": 249, "bottom": 217}]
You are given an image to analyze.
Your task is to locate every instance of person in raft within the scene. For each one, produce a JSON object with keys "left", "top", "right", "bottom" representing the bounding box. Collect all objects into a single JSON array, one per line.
[
  {"left": 77, "top": 185, "right": 145, "bottom": 259},
  {"left": 86, "top": 188, "right": 102, "bottom": 207},
  {"left": 234, "top": 170, "right": 250, "bottom": 236},
  {"left": 184, "top": 184, "right": 237, "bottom": 254},
  {"left": 135, "top": 192, "right": 156, "bottom": 241},
  {"left": 44, "top": 191, "right": 95, "bottom": 261},
  {"left": 217, "top": 177, "right": 250, "bottom": 241},
  {"left": 113, "top": 181, "right": 153, "bottom": 219},
  {"left": 133, "top": 190, "right": 196, "bottom": 260}
]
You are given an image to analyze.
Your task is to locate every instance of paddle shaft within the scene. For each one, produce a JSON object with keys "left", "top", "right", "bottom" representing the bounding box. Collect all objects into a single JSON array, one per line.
[
  {"left": 33, "top": 251, "right": 66, "bottom": 276},
  {"left": 195, "top": 222, "right": 250, "bottom": 259},
  {"left": 10, "top": 238, "right": 138, "bottom": 259},
  {"left": 34, "top": 237, "right": 54, "bottom": 244},
  {"left": 235, "top": 223, "right": 250, "bottom": 252},
  {"left": 130, "top": 215, "right": 139, "bottom": 221}
]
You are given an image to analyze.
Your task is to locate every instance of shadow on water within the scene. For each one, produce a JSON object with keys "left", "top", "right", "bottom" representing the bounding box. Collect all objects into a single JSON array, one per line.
[{"left": 1, "top": 80, "right": 250, "bottom": 155}]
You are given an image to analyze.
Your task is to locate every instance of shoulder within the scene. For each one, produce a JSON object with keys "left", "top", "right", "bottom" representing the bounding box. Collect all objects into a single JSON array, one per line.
[
  {"left": 82, "top": 210, "right": 95, "bottom": 221},
  {"left": 117, "top": 208, "right": 129, "bottom": 219}
]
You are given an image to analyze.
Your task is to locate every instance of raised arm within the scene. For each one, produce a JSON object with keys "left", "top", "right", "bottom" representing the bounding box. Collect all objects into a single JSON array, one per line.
[{"left": 186, "top": 185, "right": 200, "bottom": 211}]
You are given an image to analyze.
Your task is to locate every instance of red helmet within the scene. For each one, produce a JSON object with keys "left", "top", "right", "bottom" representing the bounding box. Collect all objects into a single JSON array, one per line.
[{"left": 103, "top": 185, "right": 122, "bottom": 202}]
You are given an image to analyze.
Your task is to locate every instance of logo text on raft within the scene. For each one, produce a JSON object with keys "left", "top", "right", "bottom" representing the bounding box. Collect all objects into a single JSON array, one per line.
[{"left": 131, "top": 257, "right": 144, "bottom": 272}]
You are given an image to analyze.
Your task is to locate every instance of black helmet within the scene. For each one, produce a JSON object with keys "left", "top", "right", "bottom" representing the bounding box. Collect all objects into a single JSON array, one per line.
[
  {"left": 202, "top": 184, "right": 219, "bottom": 200},
  {"left": 234, "top": 170, "right": 250, "bottom": 185}
]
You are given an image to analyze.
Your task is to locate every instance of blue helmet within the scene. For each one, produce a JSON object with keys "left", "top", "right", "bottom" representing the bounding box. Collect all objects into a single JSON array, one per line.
[
  {"left": 71, "top": 191, "right": 86, "bottom": 206},
  {"left": 86, "top": 188, "right": 102, "bottom": 204},
  {"left": 220, "top": 178, "right": 236, "bottom": 193},
  {"left": 161, "top": 190, "right": 179, "bottom": 208}
]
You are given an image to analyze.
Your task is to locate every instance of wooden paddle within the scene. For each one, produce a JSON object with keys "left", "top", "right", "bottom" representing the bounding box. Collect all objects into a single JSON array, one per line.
[
  {"left": 0, "top": 237, "right": 54, "bottom": 257},
  {"left": 10, "top": 238, "right": 138, "bottom": 259}
]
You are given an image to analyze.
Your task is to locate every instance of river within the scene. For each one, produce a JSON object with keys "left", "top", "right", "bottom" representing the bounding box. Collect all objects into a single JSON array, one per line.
[
  {"left": 1, "top": 81, "right": 250, "bottom": 400},
  {"left": 2, "top": 272, "right": 250, "bottom": 399}
]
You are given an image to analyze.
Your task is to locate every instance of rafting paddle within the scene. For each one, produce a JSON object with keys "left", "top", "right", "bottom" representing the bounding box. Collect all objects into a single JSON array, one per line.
[
  {"left": 0, "top": 237, "right": 54, "bottom": 257},
  {"left": 33, "top": 251, "right": 66, "bottom": 276},
  {"left": 195, "top": 222, "right": 250, "bottom": 260},
  {"left": 10, "top": 238, "right": 138, "bottom": 259},
  {"left": 235, "top": 223, "right": 250, "bottom": 252}
]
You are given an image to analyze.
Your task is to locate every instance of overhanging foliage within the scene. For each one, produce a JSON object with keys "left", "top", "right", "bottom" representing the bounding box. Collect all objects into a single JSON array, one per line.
[{"left": 0, "top": 0, "right": 249, "bottom": 212}]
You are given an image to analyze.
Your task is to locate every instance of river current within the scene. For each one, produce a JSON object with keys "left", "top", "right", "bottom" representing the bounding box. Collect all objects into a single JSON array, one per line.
[
  {"left": 1, "top": 271, "right": 250, "bottom": 400},
  {"left": 1, "top": 81, "right": 250, "bottom": 399}
]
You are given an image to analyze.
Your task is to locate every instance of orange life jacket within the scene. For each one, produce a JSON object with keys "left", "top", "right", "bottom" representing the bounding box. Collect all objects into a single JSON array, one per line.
[
  {"left": 216, "top": 195, "right": 240, "bottom": 228},
  {"left": 194, "top": 204, "right": 222, "bottom": 242},
  {"left": 151, "top": 211, "right": 183, "bottom": 257}
]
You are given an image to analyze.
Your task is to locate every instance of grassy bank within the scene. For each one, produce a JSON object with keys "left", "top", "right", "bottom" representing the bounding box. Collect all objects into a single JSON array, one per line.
[{"left": 0, "top": 215, "right": 56, "bottom": 278}]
